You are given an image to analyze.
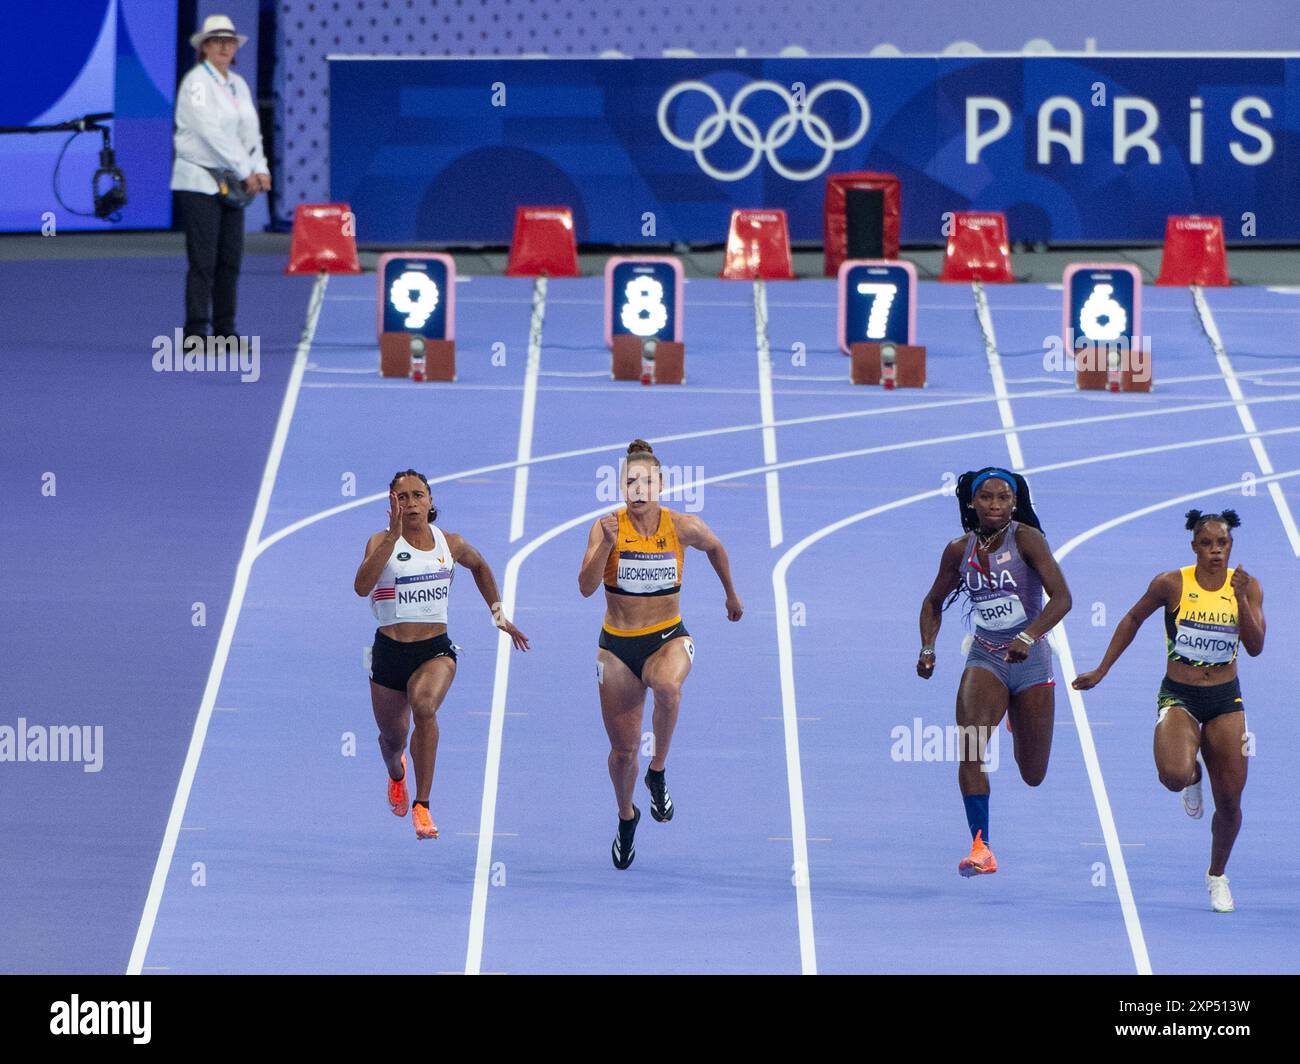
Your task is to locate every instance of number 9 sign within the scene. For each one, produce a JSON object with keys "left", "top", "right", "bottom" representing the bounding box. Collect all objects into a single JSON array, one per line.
[
  {"left": 604, "top": 256, "right": 684, "bottom": 349},
  {"left": 376, "top": 252, "right": 455, "bottom": 340}
]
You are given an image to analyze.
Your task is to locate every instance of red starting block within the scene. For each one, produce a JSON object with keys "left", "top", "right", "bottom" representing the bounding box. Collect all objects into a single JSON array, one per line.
[
  {"left": 721, "top": 209, "right": 795, "bottom": 280},
  {"left": 939, "top": 212, "right": 1013, "bottom": 283},
  {"left": 850, "top": 342, "right": 927, "bottom": 387},
  {"left": 1156, "top": 215, "right": 1229, "bottom": 286},
  {"left": 506, "top": 206, "right": 580, "bottom": 277},
  {"left": 1074, "top": 344, "right": 1153, "bottom": 393},
  {"left": 611, "top": 336, "right": 685, "bottom": 384},
  {"left": 286, "top": 203, "right": 362, "bottom": 274}
]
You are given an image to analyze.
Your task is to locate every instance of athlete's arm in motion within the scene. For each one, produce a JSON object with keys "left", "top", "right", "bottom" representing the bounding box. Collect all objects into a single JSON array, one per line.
[
  {"left": 445, "top": 532, "right": 530, "bottom": 651},
  {"left": 578, "top": 513, "right": 619, "bottom": 598},
  {"left": 675, "top": 513, "right": 743, "bottom": 621},
  {"left": 1072, "top": 571, "right": 1175, "bottom": 689},
  {"left": 353, "top": 491, "right": 405, "bottom": 597},
  {"left": 1006, "top": 525, "right": 1073, "bottom": 662},
  {"left": 916, "top": 537, "right": 965, "bottom": 679},
  {"left": 1233, "top": 566, "right": 1265, "bottom": 656}
]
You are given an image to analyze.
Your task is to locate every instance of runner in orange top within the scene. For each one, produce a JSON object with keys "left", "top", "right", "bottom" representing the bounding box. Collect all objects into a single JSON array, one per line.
[{"left": 578, "top": 440, "right": 743, "bottom": 869}]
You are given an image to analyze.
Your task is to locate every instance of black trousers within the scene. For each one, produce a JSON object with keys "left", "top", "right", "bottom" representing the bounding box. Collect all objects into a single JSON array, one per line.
[{"left": 176, "top": 190, "right": 244, "bottom": 337}]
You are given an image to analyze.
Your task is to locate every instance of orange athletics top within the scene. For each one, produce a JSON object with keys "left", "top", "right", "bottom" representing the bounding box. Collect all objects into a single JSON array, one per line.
[{"left": 602, "top": 506, "right": 684, "bottom": 597}]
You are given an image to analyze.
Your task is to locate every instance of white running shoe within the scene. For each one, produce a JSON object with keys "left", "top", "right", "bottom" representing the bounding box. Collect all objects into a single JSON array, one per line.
[
  {"left": 1181, "top": 765, "right": 1205, "bottom": 819},
  {"left": 1207, "top": 872, "right": 1235, "bottom": 913}
]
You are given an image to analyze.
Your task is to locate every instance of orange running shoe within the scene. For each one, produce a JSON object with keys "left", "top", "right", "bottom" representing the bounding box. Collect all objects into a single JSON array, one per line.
[
  {"left": 412, "top": 803, "right": 439, "bottom": 840},
  {"left": 958, "top": 830, "right": 998, "bottom": 877},
  {"left": 388, "top": 754, "right": 409, "bottom": 817}
]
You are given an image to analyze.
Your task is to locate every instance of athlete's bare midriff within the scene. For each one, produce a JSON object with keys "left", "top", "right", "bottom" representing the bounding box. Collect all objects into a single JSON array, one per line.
[
  {"left": 1165, "top": 655, "right": 1237, "bottom": 687},
  {"left": 378, "top": 620, "right": 448, "bottom": 642},
  {"left": 602, "top": 589, "right": 681, "bottom": 632}
]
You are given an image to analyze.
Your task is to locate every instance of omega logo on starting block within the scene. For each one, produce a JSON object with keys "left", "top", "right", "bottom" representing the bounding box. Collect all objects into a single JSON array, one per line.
[{"left": 376, "top": 252, "right": 456, "bottom": 380}]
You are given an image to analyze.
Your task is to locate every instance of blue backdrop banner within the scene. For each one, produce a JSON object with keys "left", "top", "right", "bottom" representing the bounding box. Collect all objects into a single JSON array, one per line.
[{"left": 329, "top": 56, "right": 1299, "bottom": 245}]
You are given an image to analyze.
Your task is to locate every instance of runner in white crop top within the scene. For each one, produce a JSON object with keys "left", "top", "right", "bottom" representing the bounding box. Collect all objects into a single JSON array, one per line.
[{"left": 354, "top": 470, "right": 530, "bottom": 840}]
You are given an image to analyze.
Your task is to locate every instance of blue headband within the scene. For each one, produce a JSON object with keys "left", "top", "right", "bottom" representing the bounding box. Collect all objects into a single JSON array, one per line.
[{"left": 971, "top": 469, "right": 1017, "bottom": 493}]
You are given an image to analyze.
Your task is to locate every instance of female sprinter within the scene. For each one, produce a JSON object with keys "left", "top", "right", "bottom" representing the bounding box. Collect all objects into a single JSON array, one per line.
[
  {"left": 354, "top": 469, "right": 529, "bottom": 840},
  {"left": 1073, "top": 509, "right": 1265, "bottom": 912},
  {"left": 578, "top": 440, "right": 743, "bottom": 870},
  {"left": 916, "top": 468, "right": 1073, "bottom": 877}
]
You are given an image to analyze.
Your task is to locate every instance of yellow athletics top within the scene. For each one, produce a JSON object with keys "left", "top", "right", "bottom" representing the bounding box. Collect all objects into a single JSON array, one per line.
[
  {"left": 602, "top": 506, "right": 684, "bottom": 597},
  {"left": 1165, "top": 565, "right": 1239, "bottom": 667}
]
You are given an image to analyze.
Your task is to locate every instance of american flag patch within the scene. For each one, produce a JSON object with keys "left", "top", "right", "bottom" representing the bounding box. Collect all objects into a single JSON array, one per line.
[
  {"left": 372, "top": 587, "right": 396, "bottom": 601},
  {"left": 995, "top": 551, "right": 1011, "bottom": 564}
]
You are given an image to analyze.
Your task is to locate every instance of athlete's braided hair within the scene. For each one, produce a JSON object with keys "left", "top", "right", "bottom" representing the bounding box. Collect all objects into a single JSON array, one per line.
[
  {"left": 955, "top": 467, "right": 1043, "bottom": 533},
  {"left": 390, "top": 468, "right": 438, "bottom": 523},
  {"left": 1185, "top": 508, "right": 1241, "bottom": 534}
]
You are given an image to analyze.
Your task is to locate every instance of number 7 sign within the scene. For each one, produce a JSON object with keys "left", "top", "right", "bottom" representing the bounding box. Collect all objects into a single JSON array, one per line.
[{"left": 837, "top": 260, "right": 917, "bottom": 354}]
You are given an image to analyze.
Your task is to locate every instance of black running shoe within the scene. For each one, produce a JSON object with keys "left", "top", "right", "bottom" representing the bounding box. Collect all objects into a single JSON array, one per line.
[
  {"left": 611, "top": 805, "right": 640, "bottom": 870},
  {"left": 645, "top": 767, "right": 674, "bottom": 822}
]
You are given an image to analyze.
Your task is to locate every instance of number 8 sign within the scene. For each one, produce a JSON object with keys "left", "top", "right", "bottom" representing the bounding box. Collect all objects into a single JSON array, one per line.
[{"left": 604, "top": 256, "right": 684, "bottom": 349}]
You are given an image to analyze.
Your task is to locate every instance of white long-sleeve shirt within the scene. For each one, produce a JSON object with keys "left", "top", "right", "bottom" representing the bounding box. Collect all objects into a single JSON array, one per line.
[{"left": 171, "top": 61, "right": 267, "bottom": 194}]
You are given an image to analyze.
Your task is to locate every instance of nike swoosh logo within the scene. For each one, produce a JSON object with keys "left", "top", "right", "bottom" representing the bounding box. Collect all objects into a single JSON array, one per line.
[{"left": 660, "top": 627, "right": 679, "bottom": 640}]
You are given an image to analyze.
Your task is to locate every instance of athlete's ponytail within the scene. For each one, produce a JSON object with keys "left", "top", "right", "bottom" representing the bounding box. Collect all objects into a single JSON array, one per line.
[
  {"left": 1185, "top": 508, "right": 1240, "bottom": 533},
  {"left": 954, "top": 467, "right": 1043, "bottom": 534},
  {"left": 389, "top": 468, "right": 438, "bottom": 523}
]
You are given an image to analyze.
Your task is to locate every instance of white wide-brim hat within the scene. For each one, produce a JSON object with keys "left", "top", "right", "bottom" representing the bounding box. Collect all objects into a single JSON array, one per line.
[{"left": 190, "top": 14, "right": 248, "bottom": 50}]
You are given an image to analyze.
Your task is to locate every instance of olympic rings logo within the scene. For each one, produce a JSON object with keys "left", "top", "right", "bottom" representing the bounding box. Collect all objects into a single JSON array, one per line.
[{"left": 656, "top": 79, "right": 870, "bottom": 182}]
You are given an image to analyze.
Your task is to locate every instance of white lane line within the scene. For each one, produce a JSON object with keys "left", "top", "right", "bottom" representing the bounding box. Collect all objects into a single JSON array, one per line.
[
  {"left": 510, "top": 277, "right": 547, "bottom": 542},
  {"left": 298, "top": 363, "right": 1300, "bottom": 396},
  {"left": 1055, "top": 469, "right": 1300, "bottom": 563},
  {"left": 1192, "top": 286, "right": 1300, "bottom": 556},
  {"left": 772, "top": 547, "right": 820, "bottom": 975},
  {"left": 255, "top": 391, "right": 1300, "bottom": 559},
  {"left": 1047, "top": 619, "right": 1151, "bottom": 974},
  {"left": 463, "top": 518, "right": 584, "bottom": 975},
  {"left": 972, "top": 279, "right": 1025, "bottom": 468},
  {"left": 127, "top": 273, "right": 330, "bottom": 975},
  {"left": 978, "top": 289, "right": 1148, "bottom": 974},
  {"left": 754, "top": 280, "right": 784, "bottom": 547}
]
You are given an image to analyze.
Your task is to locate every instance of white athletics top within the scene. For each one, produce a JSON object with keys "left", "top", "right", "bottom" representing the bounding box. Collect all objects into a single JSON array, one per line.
[
  {"left": 369, "top": 526, "right": 456, "bottom": 626},
  {"left": 171, "top": 62, "right": 267, "bottom": 194}
]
